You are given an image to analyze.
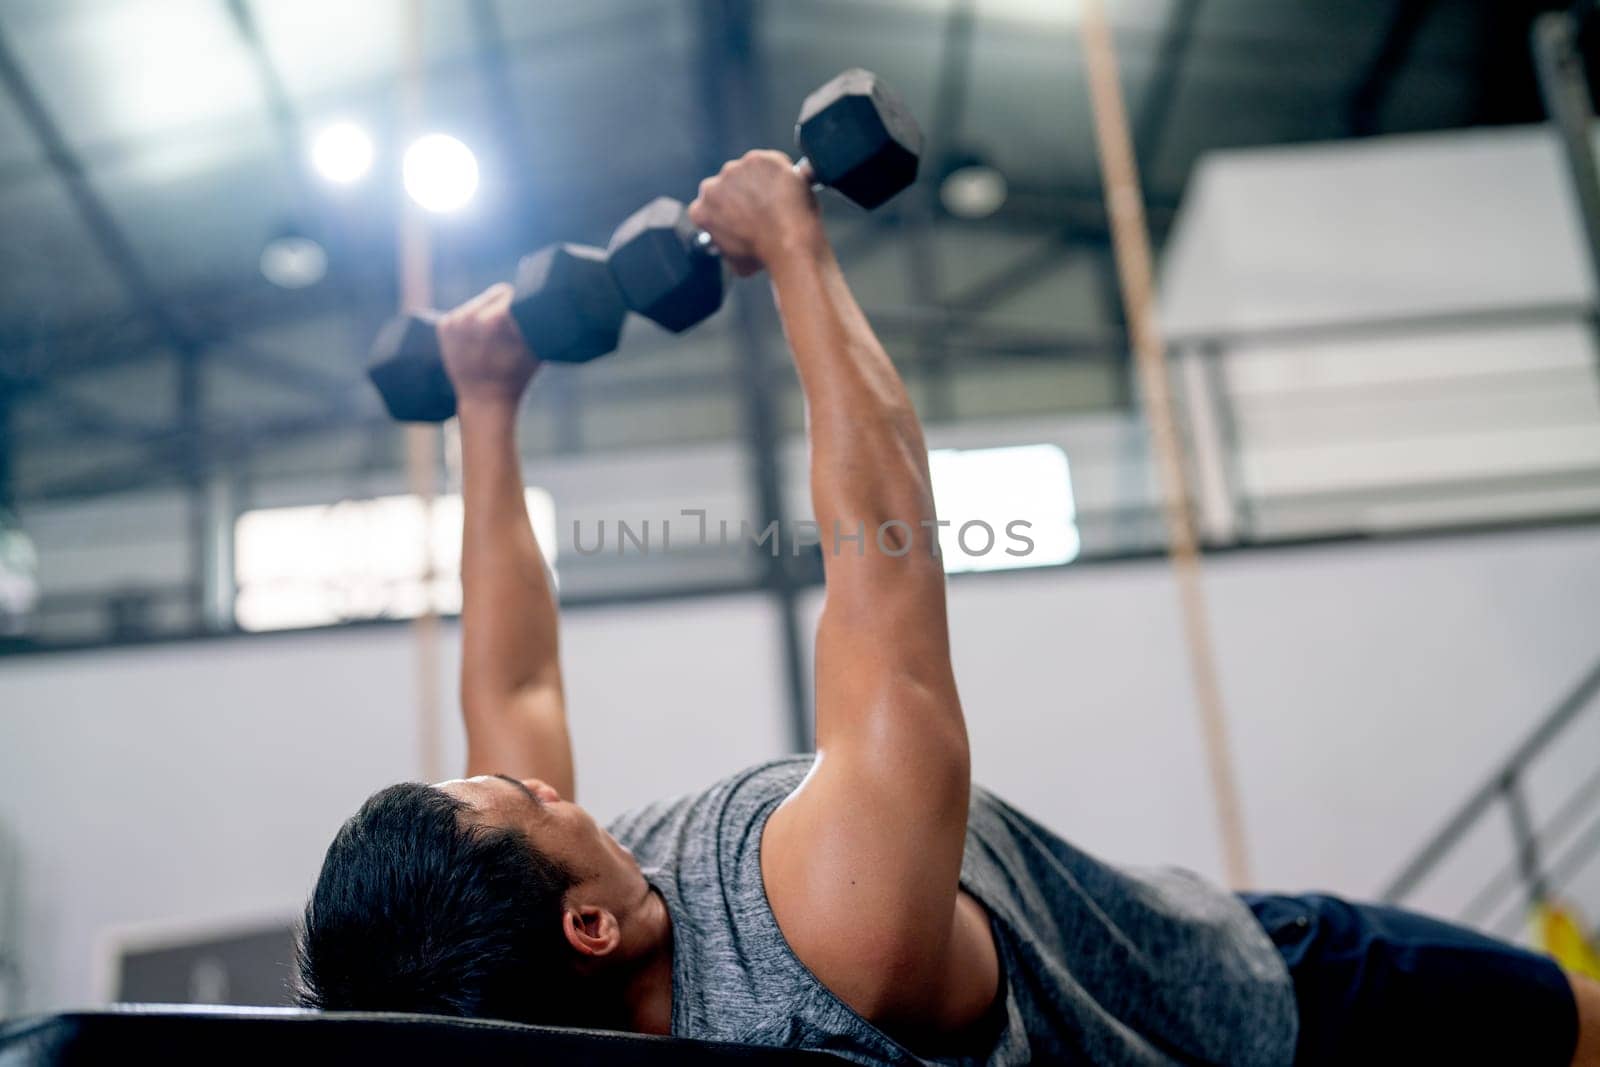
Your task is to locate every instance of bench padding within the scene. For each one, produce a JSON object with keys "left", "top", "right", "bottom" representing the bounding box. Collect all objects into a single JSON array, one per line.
[{"left": 0, "top": 1005, "right": 851, "bottom": 1065}]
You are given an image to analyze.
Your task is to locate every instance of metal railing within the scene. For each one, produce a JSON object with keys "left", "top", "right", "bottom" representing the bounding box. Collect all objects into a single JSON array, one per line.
[{"left": 1380, "top": 652, "right": 1600, "bottom": 939}]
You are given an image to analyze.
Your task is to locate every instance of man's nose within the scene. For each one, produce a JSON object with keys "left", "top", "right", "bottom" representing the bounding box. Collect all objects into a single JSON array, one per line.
[{"left": 522, "top": 778, "right": 561, "bottom": 803}]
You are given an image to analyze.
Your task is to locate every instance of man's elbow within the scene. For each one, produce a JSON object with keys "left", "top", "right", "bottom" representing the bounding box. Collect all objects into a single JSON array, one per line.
[{"left": 856, "top": 684, "right": 971, "bottom": 795}]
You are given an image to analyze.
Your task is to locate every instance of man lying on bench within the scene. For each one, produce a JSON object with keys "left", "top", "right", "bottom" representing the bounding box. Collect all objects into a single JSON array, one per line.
[{"left": 298, "top": 152, "right": 1598, "bottom": 1066}]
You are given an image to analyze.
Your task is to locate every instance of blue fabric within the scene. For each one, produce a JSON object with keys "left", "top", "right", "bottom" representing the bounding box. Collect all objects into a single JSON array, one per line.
[{"left": 1242, "top": 893, "right": 1578, "bottom": 1066}]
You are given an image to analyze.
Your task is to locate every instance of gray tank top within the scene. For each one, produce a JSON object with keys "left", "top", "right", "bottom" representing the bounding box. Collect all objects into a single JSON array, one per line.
[{"left": 606, "top": 757, "right": 1296, "bottom": 1066}]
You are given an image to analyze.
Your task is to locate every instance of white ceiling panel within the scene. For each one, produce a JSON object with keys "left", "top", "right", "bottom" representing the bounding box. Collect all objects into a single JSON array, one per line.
[
  {"left": 94, "top": 123, "right": 291, "bottom": 294},
  {"left": 0, "top": 0, "right": 127, "bottom": 31},
  {"left": 8, "top": 0, "right": 267, "bottom": 149},
  {"left": 252, "top": 0, "right": 474, "bottom": 102}
]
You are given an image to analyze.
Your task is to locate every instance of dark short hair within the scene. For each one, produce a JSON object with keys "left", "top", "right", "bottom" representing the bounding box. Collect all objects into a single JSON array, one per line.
[{"left": 296, "top": 782, "right": 578, "bottom": 1024}]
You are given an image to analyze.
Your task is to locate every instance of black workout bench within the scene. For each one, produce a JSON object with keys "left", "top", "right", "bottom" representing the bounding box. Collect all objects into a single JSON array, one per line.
[{"left": 0, "top": 1006, "right": 853, "bottom": 1065}]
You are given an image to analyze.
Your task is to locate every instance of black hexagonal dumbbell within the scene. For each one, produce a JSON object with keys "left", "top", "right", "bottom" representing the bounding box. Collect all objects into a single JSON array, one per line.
[
  {"left": 606, "top": 68, "right": 922, "bottom": 335},
  {"left": 795, "top": 67, "right": 922, "bottom": 210},
  {"left": 367, "top": 243, "right": 626, "bottom": 423},
  {"left": 604, "top": 196, "right": 724, "bottom": 335}
]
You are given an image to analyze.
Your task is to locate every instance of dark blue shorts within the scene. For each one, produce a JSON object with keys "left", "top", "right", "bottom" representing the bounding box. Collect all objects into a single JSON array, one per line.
[{"left": 1242, "top": 893, "right": 1578, "bottom": 1066}]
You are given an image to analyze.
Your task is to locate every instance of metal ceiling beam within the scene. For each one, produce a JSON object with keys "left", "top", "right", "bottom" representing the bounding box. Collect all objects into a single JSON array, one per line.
[
  {"left": 224, "top": 0, "right": 403, "bottom": 409},
  {"left": 0, "top": 312, "right": 161, "bottom": 388},
  {"left": 1133, "top": 0, "right": 1203, "bottom": 170},
  {"left": 224, "top": 0, "right": 303, "bottom": 183},
  {"left": 208, "top": 340, "right": 362, "bottom": 399},
  {"left": 941, "top": 230, "right": 1087, "bottom": 315},
  {"left": 0, "top": 0, "right": 668, "bottom": 456},
  {"left": 940, "top": 231, "right": 1107, "bottom": 315},
  {"left": 467, "top": 0, "right": 587, "bottom": 447},
  {"left": 0, "top": 176, "right": 1155, "bottom": 392},
  {"left": 0, "top": 10, "right": 360, "bottom": 504},
  {"left": 898, "top": 0, "right": 979, "bottom": 423},
  {"left": 177, "top": 345, "right": 208, "bottom": 624},
  {"left": 469, "top": 0, "right": 538, "bottom": 238},
  {"left": 0, "top": 266, "right": 384, "bottom": 404},
  {"left": 15, "top": 315, "right": 1132, "bottom": 499},
  {"left": 18, "top": 335, "right": 1129, "bottom": 502},
  {"left": 0, "top": 23, "right": 204, "bottom": 367},
  {"left": 0, "top": 391, "right": 11, "bottom": 511},
  {"left": 0, "top": 0, "right": 1479, "bottom": 203},
  {"left": 0, "top": 20, "right": 231, "bottom": 530},
  {"left": 694, "top": 0, "right": 811, "bottom": 754},
  {"left": 0, "top": 3, "right": 681, "bottom": 196},
  {"left": 26, "top": 385, "right": 168, "bottom": 442},
  {"left": 875, "top": 225, "right": 1121, "bottom": 398},
  {"left": 827, "top": 178, "right": 1176, "bottom": 271},
  {"left": 1469, "top": 2, "right": 1549, "bottom": 126},
  {"left": 0, "top": 166, "right": 692, "bottom": 394},
  {"left": 16, "top": 303, "right": 1129, "bottom": 453},
  {"left": 1347, "top": 0, "right": 1437, "bottom": 136},
  {"left": 930, "top": 0, "right": 978, "bottom": 147},
  {"left": 22, "top": 406, "right": 398, "bottom": 503},
  {"left": 1533, "top": 7, "right": 1600, "bottom": 296}
]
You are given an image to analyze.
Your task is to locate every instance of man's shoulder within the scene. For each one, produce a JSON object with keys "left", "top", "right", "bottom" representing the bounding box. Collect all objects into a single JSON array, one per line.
[{"left": 605, "top": 755, "right": 814, "bottom": 861}]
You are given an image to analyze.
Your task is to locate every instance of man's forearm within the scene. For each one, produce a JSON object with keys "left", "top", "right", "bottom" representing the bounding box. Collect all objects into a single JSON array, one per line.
[
  {"left": 456, "top": 397, "right": 564, "bottom": 734},
  {"left": 766, "top": 232, "right": 966, "bottom": 750},
  {"left": 769, "top": 240, "right": 937, "bottom": 546}
]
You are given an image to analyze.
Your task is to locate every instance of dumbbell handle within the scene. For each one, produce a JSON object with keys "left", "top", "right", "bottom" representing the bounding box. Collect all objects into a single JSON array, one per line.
[{"left": 690, "top": 157, "right": 819, "bottom": 258}]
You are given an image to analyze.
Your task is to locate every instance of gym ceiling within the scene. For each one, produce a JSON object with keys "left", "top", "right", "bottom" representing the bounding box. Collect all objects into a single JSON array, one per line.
[{"left": 0, "top": 0, "right": 1564, "bottom": 510}]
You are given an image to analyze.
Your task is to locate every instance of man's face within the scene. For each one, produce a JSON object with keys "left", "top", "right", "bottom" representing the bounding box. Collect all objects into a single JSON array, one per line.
[{"left": 434, "top": 775, "right": 644, "bottom": 907}]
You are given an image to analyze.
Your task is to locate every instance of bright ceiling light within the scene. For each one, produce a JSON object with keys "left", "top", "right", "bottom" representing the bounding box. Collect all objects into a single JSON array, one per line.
[
  {"left": 403, "top": 133, "right": 480, "bottom": 213},
  {"left": 310, "top": 121, "right": 374, "bottom": 184},
  {"left": 940, "top": 162, "right": 1008, "bottom": 220},
  {"left": 259, "top": 233, "right": 328, "bottom": 289}
]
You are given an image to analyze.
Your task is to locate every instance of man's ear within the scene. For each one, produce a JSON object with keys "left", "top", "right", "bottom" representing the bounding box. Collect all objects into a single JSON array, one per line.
[{"left": 562, "top": 905, "right": 621, "bottom": 963}]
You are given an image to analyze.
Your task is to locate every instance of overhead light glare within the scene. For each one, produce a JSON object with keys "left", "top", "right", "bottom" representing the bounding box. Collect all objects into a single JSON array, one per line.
[
  {"left": 310, "top": 120, "right": 374, "bottom": 184},
  {"left": 403, "top": 133, "right": 479, "bottom": 213},
  {"left": 259, "top": 233, "right": 328, "bottom": 289},
  {"left": 940, "top": 162, "right": 1008, "bottom": 219}
]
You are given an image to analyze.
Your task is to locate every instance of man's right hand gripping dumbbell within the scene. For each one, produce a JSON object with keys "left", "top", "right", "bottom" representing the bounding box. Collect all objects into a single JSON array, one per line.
[{"left": 606, "top": 68, "right": 922, "bottom": 334}]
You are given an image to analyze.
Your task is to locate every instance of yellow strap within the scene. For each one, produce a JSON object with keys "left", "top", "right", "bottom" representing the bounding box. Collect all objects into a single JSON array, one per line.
[{"left": 1535, "top": 899, "right": 1600, "bottom": 979}]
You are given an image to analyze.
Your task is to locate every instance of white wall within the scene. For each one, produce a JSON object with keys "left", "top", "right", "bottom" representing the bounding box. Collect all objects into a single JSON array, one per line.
[
  {"left": 0, "top": 595, "right": 790, "bottom": 1014},
  {"left": 3, "top": 524, "right": 1599, "bottom": 1014},
  {"left": 1160, "top": 125, "right": 1600, "bottom": 537},
  {"left": 947, "top": 525, "right": 1600, "bottom": 912},
  {"left": 1162, "top": 125, "right": 1594, "bottom": 331}
]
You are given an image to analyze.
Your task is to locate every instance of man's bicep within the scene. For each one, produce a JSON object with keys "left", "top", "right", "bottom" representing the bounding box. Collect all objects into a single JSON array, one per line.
[
  {"left": 764, "top": 726, "right": 968, "bottom": 1019},
  {"left": 763, "top": 577, "right": 970, "bottom": 1018}
]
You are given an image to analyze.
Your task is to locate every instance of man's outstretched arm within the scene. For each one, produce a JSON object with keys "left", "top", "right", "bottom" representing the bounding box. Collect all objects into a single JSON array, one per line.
[
  {"left": 438, "top": 284, "right": 575, "bottom": 798},
  {"left": 690, "top": 154, "right": 979, "bottom": 1031}
]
